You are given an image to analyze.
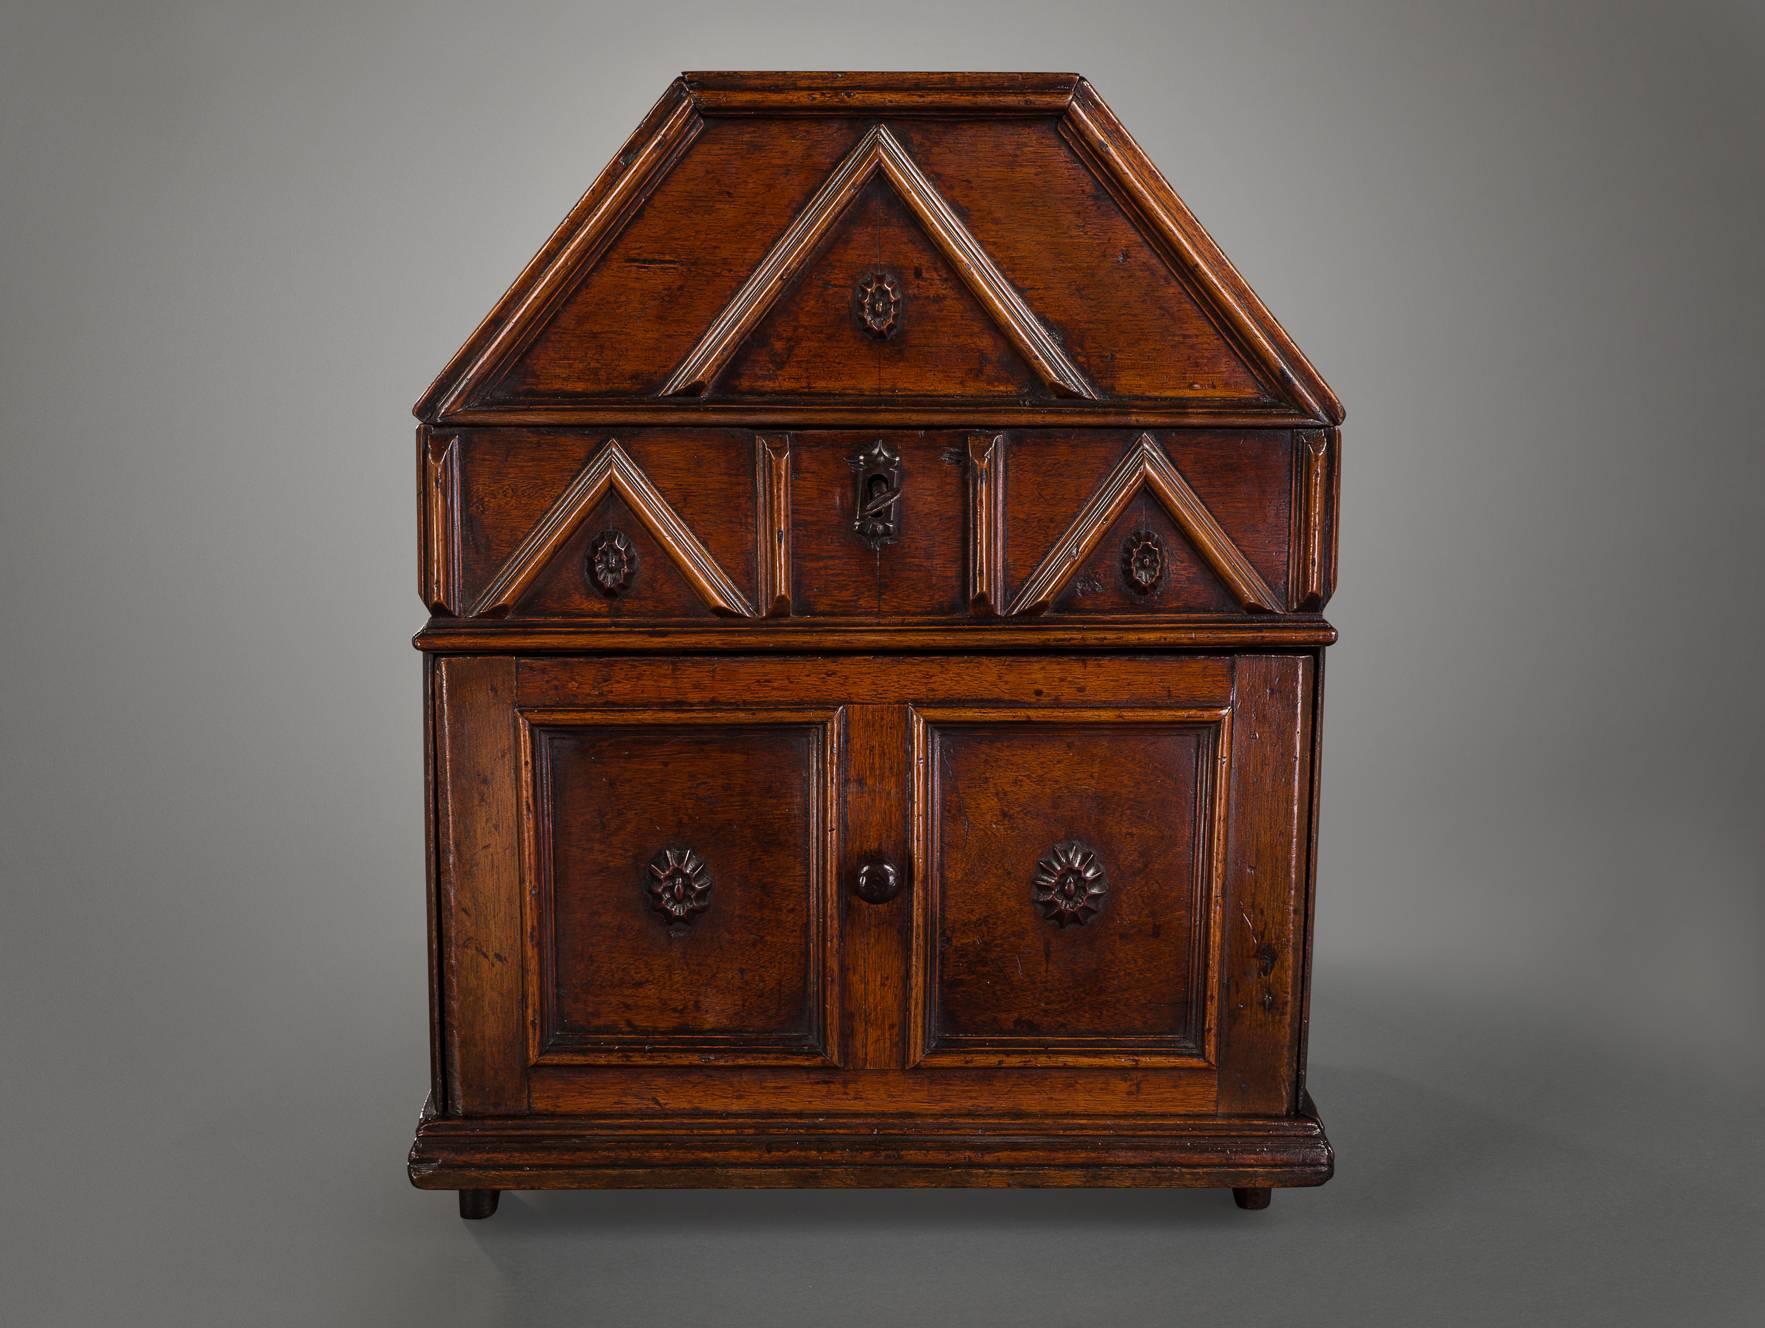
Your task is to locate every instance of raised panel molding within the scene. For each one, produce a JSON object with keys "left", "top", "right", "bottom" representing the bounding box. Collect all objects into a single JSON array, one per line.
[
  {"left": 470, "top": 437, "right": 756, "bottom": 618},
  {"left": 1009, "top": 434, "right": 1284, "bottom": 616},
  {"left": 754, "top": 433, "right": 793, "bottom": 616},
  {"left": 658, "top": 124, "right": 1097, "bottom": 401},
  {"left": 967, "top": 432, "right": 1006, "bottom": 615},
  {"left": 1289, "top": 428, "right": 1337, "bottom": 611},
  {"left": 421, "top": 432, "right": 461, "bottom": 615}
]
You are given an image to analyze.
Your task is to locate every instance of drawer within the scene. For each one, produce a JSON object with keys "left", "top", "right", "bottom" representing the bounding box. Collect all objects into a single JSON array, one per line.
[
  {"left": 430, "top": 652, "right": 1314, "bottom": 1117},
  {"left": 421, "top": 427, "right": 1333, "bottom": 624}
]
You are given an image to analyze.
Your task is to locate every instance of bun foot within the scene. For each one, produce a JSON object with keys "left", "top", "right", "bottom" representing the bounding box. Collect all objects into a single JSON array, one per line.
[
  {"left": 1232, "top": 1186, "right": 1272, "bottom": 1210},
  {"left": 458, "top": 1189, "right": 500, "bottom": 1220}
]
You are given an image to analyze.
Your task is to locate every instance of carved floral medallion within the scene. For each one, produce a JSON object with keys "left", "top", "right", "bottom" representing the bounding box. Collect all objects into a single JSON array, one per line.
[
  {"left": 855, "top": 269, "right": 902, "bottom": 338},
  {"left": 1122, "top": 530, "right": 1164, "bottom": 595},
  {"left": 646, "top": 846, "right": 711, "bottom": 928},
  {"left": 587, "top": 529, "right": 636, "bottom": 597},
  {"left": 1032, "top": 839, "right": 1108, "bottom": 927}
]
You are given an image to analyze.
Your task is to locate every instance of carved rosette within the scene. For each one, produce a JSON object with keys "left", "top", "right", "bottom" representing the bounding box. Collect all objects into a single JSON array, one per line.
[
  {"left": 587, "top": 529, "right": 636, "bottom": 597},
  {"left": 1122, "top": 530, "right": 1164, "bottom": 595},
  {"left": 1032, "top": 840, "right": 1108, "bottom": 927},
  {"left": 855, "top": 269, "right": 902, "bottom": 338},
  {"left": 646, "top": 846, "right": 711, "bottom": 928}
]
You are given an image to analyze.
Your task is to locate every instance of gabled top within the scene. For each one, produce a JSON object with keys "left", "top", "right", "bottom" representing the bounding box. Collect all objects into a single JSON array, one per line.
[{"left": 416, "top": 72, "right": 1342, "bottom": 427}]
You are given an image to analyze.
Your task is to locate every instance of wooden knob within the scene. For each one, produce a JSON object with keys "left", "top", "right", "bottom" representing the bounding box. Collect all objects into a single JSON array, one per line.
[{"left": 853, "top": 857, "right": 901, "bottom": 904}]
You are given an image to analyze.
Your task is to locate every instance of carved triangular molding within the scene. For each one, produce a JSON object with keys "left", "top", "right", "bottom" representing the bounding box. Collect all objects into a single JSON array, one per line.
[
  {"left": 470, "top": 438, "right": 755, "bottom": 618},
  {"left": 1008, "top": 434, "right": 1283, "bottom": 616},
  {"left": 659, "top": 123, "right": 1097, "bottom": 401}
]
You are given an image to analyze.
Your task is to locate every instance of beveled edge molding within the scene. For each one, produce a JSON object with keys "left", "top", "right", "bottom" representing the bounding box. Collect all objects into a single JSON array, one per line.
[
  {"left": 415, "top": 82, "right": 703, "bottom": 422},
  {"left": 684, "top": 70, "right": 1082, "bottom": 115},
  {"left": 435, "top": 400, "right": 1323, "bottom": 429},
  {"left": 421, "top": 431, "right": 461, "bottom": 614},
  {"left": 659, "top": 123, "right": 1097, "bottom": 401},
  {"left": 755, "top": 433, "right": 793, "bottom": 616},
  {"left": 967, "top": 432, "right": 1006, "bottom": 614},
  {"left": 1059, "top": 81, "right": 1344, "bottom": 427},
  {"left": 1008, "top": 434, "right": 1284, "bottom": 616},
  {"left": 415, "top": 618, "right": 1337, "bottom": 654},
  {"left": 409, "top": 1096, "right": 1335, "bottom": 1190},
  {"left": 469, "top": 437, "right": 756, "bottom": 618},
  {"left": 1289, "top": 428, "right": 1337, "bottom": 611}
]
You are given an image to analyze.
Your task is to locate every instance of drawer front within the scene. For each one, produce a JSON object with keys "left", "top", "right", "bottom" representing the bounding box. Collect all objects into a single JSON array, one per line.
[
  {"left": 431, "top": 653, "right": 1313, "bottom": 1118},
  {"left": 421, "top": 427, "right": 1333, "bottom": 624}
]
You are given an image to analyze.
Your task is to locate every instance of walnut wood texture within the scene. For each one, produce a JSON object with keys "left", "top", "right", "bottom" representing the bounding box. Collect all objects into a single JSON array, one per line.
[{"left": 410, "top": 72, "right": 1340, "bottom": 1212}]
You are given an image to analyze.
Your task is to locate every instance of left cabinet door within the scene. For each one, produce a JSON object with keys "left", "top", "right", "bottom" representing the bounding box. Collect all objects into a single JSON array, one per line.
[{"left": 430, "top": 657, "right": 844, "bottom": 1117}]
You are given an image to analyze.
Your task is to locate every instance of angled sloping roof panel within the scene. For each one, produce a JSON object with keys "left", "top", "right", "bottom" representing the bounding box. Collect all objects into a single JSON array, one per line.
[{"left": 416, "top": 73, "right": 1341, "bottom": 426}]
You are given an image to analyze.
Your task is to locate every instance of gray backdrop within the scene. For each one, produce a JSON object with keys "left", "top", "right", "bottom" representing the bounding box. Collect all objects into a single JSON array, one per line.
[{"left": 3, "top": 1, "right": 1760, "bottom": 1323}]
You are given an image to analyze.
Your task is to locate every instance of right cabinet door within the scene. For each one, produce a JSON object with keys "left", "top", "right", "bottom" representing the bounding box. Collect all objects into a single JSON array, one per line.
[{"left": 907, "top": 654, "right": 1316, "bottom": 1115}]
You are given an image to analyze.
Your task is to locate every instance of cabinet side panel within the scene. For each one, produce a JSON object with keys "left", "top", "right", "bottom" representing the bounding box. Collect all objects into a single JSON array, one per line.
[
  {"left": 1216, "top": 654, "right": 1313, "bottom": 1113},
  {"left": 423, "top": 655, "right": 445, "bottom": 1112},
  {"left": 1295, "top": 652, "right": 1325, "bottom": 1103},
  {"left": 436, "top": 656, "right": 528, "bottom": 1115}
]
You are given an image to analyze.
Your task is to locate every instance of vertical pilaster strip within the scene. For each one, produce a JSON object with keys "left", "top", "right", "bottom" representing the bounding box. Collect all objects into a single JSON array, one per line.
[
  {"left": 422, "top": 432, "right": 461, "bottom": 615},
  {"left": 1290, "top": 429, "right": 1335, "bottom": 611},
  {"left": 842, "top": 704, "right": 910, "bottom": 1068},
  {"left": 436, "top": 656, "right": 526, "bottom": 1115},
  {"left": 755, "top": 433, "right": 793, "bottom": 617},
  {"left": 1217, "top": 654, "right": 1311, "bottom": 1114},
  {"left": 967, "top": 432, "right": 1006, "bottom": 615}
]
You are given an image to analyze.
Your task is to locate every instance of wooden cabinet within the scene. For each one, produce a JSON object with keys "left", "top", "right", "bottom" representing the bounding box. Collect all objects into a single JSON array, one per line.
[{"left": 409, "top": 72, "right": 1342, "bottom": 1219}]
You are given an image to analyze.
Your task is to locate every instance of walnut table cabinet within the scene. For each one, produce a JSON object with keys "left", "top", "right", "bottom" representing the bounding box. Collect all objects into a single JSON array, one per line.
[{"left": 408, "top": 72, "right": 1342, "bottom": 1219}]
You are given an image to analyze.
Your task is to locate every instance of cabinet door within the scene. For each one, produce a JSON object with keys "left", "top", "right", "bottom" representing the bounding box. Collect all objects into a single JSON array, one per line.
[
  {"left": 430, "top": 657, "right": 843, "bottom": 1118},
  {"left": 523, "top": 706, "right": 841, "bottom": 1067},
  {"left": 903, "top": 656, "right": 1314, "bottom": 1111},
  {"left": 908, "top": 704, "right": 1228, "bottom": 1067}
]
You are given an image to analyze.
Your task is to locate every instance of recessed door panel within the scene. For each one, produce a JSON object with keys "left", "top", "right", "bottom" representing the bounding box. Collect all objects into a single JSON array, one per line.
[
  {"left": 910, "top": 706, "right": 1230, "bottom": 1067},
  {"left": 522, "top": 707, "right": 842, "bottom": 1066}
]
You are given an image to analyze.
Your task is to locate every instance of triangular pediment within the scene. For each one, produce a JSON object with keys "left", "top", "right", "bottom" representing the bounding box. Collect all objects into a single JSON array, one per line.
[
  {"left": 469, "top": 438, "right": 754, "bottom": 619},
  {"left": 657, "top": 122, "right": 1093, "bottom": 401},
  {"left": 1009, "top": 434, "right": 1283, "bottom": 616},
  {"left": 716, "top": 173, "right": 1047, "bottom": 398},
  {"left": 416, "top": 74, "right": 1341, "bottom": 425}
]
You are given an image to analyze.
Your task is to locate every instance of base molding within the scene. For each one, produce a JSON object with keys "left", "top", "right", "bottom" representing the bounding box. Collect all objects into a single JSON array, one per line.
[{"left": 409, "top": 1098, "right": 1333, "bottom": 1192}]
